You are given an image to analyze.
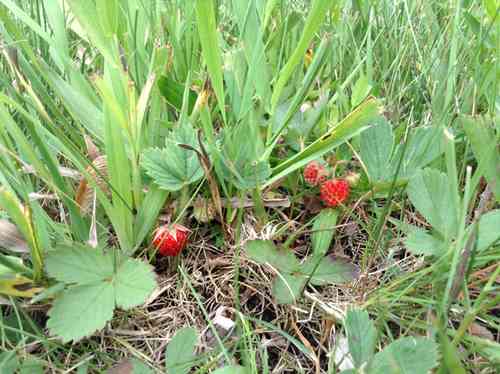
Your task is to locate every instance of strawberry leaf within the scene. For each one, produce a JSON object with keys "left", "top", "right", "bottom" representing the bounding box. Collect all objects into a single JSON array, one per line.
[
  {"left": 301, "top": 256, "right": 359, "bottom": 286},
  {"left": 311, "top": 208, "right": 338, "bottom": 257},
  {"left": 45, "top": 246, "right": 156, "bottom": 342},
  {"left": 360, "top": 118, "right": 394, "bottom": 182},
  {"left": 407, "top": 168, "right": 459, "bottom": 239},
  {"left": 245, "top": 240, "right": 300, "bottom": 273},
  {"left": 141, "top": 123, "right": 203, "bottom": 191},
  {"left": 46, "top": 283, "right": 115, "bottom": 343},
  {"left": 272, "top": 273, "right": 306, "bottom": 304},
  {"left": 344, "top": 309, "right": 377, "bottom": 368},
  {"left": 370, "top": 337, "right": 439, "bottom": 374},
  {"left": 404, "top": 228, "right": 445, "bottom": 256},
  {"left": 165, "top": 327, "right": 199, "bottom": 374}
]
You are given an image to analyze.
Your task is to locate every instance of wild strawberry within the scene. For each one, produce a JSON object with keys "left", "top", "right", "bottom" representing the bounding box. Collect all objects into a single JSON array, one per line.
[
  {"left": 152, "top": 224, "right": 190, "bottom": 256},
  {"left": 303, "top": 161, "right": 328, "bottom": 186},
  {"left": 320, "top": 179, "right": 350, "bottom": 207}
]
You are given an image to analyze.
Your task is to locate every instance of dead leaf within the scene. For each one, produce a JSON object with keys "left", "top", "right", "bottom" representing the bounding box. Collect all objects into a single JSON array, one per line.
[
  {"left": 75, "top": 155, "right": 109, "bottom": 214},
  {"left": 108, "top": 359, "right": 133, "bottom": 374},
  {"left": 0, "top": 276, "right": 43, "bottom": 297},
  {"left": 0, "top": 219, "right": 29, "bottom": 253},
  {"left": 468, "top": 322, "right": 494, "bottom": 341}
]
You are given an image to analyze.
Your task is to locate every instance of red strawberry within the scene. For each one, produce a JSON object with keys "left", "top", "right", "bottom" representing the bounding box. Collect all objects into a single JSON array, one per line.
[
  {"left": 303, "top": 161, "right": 328, "bottom": 186},
  {"left": 319, "top": 179, "right": 350, "bottom": 207},
  {"left": 152, "top": 224, "right": 190, "bottom": 256}
]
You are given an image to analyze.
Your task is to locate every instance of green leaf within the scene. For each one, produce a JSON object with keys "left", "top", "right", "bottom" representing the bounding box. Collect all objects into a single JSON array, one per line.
[
  {"left": 407, "top": 169, "right": 459, "bottom": 240},
  {"left": 142, "top": 124, "right": 204, "bottom": 191},
  {"left": 212, "top": 366, "right": 249, "bottom": 374},
  {"left": 45, "top": 247, "right": 156, "bottom": 342},
  {"left": 462, "top": 115, "right": 500, "bottom": 202},
  {"left": 157, "top": 76, "right": 196, "bottom": 114},
  {"left": 45, "top": 245, "right": 114, "bottom": 284},
  {"left": 46, "top": 282, "right": 115, "bottom": 343},
  {"left": 245, "top": 240, "right": 300, "bottom": 273},
  {"left": 370, "top": 337, "right": 439, "bottom": 374},
  {"left": 266, "top": 97, "right": 381, "bottom": 188},
  {"left": 360, "top": 119, "right": 394, "bottom": 182},
  {"left": 195, "top": 0, "right": 226, "bottom": 121},
  {"left": 272, "top": 272, "right": 306, "bottom": 304},
  {"left": 18, "top": 358, "right": 44, "bottom": 374},
  {"left": 220, "top": 120, "right": 271, "bottom": 190},
  {"left": 311, "top": 208, "right": 338, "bottom": 258},
  {"left": 0, "top": 351, "right": 18, "bottom": 374},
  {"left": 477, "top": 210, "right": 500, "bottom": 251},
  {"left": 301, "top": 256, "right": 359, "bottom": 286},
  {"left": 351, "top": 74, "right": 372, "bottom": 107},
  {"left": 405, "top": 228, "right": 446, "bottom": 256},
  {"left": 344, "top": 309, "right": 377, "bottom": 368},
  {"left": 165, "top": 327, "right": 199, "bottom": 374}
]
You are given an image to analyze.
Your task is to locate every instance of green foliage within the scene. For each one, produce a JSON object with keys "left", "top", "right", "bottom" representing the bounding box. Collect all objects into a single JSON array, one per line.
[
  {"left": 344, "top": 310, "right": 377, "bottom": 369},
  {"left": 343, "top": 309, "right": 439, "bottom": 374},
  {"left": 165, "top": 327, "right": 199, "bottom": 374},
  {"left": 212, "top": 366, "right": 250, "bottom": 374},
  {"left": 245, "top": 210, "right": 357, "bottom": 304},
  {"left": 407, "top": 168, "right": 459, "bottom": 240},
  {"left": 45, "top": 245, "right": 156, "bottom": 342},
  {"left": 142, "top": 123, "right": 204, "bottom": 191},
  {"left": 370, "top": 337, "right": 439, "bottom": 374}
]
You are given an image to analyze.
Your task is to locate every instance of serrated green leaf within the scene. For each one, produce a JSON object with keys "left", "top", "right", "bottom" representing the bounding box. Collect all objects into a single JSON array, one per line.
[
  {"left": 477, "top": 210, "right": 500, "bottom": 251},
  {"left": 142, "top": 124, "right": 204, "bottom": 191},
  {"left": 165, "top": 327, "right": 199, "bottom": 374},
  {"left": 407, "top": 169, "right": 459, "bottom": 239},
  {"left": 312, "top": 209, "right": 338, "bottom": 257},
  {"left": 114, "top": 258, "right": 157, "bottom": 310},
  {"left": 272, "top": 272, "right": 306, "bottom": 304},
  {"left": 344, "top": 309, "right": 377, "bottom": 368},
  {"left": 47, "top": 282, "right": 115, "bottom": 343},
  {"left": 301, "top": 256, "right": 359, "bottom": 286},
  {"left": 360, "top": 119, "right": 394, "bottom": 182},
  {"left": 245, "top": 240, "right": 300, "bottom": 273},
  {"left": 45, "top": 247, "right": 156, "bottom": 342},
  {"left": 405, "top": 228, "right": 445, "bottom": 256},
  {"left": 45, "top": 245, "right": 113, "bottom": 284},
  {"left": 370, "top": 337, "right": 439, "bottom": 374}
]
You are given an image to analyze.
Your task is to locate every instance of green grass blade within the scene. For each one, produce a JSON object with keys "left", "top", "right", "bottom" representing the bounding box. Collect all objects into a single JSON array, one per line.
[
  {"left": 270, "top": 0, "right": 332, "bottom": 112},
  {"left": 195, "top": 0, "right": 226, "bottom": 123}
]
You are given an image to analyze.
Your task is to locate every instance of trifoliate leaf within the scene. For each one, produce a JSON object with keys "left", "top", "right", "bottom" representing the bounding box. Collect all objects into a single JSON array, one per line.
[
  {"left": 272, "top": 272, "right": 306, "bottom": 304},
  {"left": 404, "top": 228, "right": 445, "bottom": 256},
  {"left": 311, "top": 208, "right": 338, "bottom": 257},
  {"left": 45, "top": 247, "right": 157, "bottom": 342},
  {"left": 370, "top": 337, "right": 439, "bottom": 374},
  {"left": 344, "top": 309, "right": 377, "bottom": 368},
  {"left": 301, "top": 255, "right": 359, "bottom": 285},
  {"left": 165, "top": 327, "right": 199, "bottom": 374},
  {"left": 46, "top": 282, "right": 115, "bottom": 343},
  {"left": 141, "top": 123, "right": 203, "bottom": 191},
  {"left": 245, "top": 240, "right": 300, "bottom": 273}
]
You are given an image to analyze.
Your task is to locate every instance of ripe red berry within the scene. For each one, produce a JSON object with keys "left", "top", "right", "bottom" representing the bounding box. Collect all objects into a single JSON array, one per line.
[
  {"left": 319, "top": 179, "right": 350, "bottom": 207},
  {"left": 303, "top": 161, "right": 328, "bottom": 186},
  {"left": 152, "top": 224, "right": 190, "bottom": 256}
]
